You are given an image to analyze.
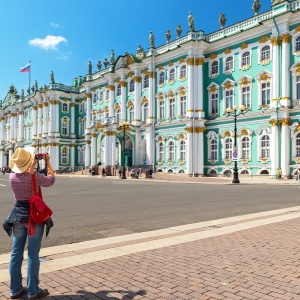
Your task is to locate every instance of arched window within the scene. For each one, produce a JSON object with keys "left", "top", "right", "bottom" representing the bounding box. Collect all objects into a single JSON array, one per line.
[
  {"left": 92, "top": 94, "right": 97, "bottom": 104},
  {"left": 159, "top": 72, "right": 165, "bottom": 85},
  {"left": 143, "top": 75, "right": 149, "bottom": 88},
  {"left": 62, "top": 118, "right": 69, "bottom": 136},
  {"left": 211, "top": 61, "right": 218, "bottom": 75},
  {"left": 296, "top": 133, "right": 300, "bottom": 157},
  {"left": 116, "top": 109, "right": 121, "bottom": 122},
  {"left": 169, "top": 69, "right": 175, "bottom": 81},
  {"left": 168, "top": 141, "right": 175, "bottom": 160},
  {"left": 180, "top": 95, "right": 187, "bottom": 115},
  {"left": 129, "top": 79, "right": 135, "bottom": 92},
  {"left": 61, "top": 147, "right": 68, "bottom": 164},
  {"left": 225, "top": 90, "right": 233, "bottom": 109},
  {"left": 78, "top": 120, "right": 83, "bottom": 136},
  {"left": 210, "top": 139, "right": 218, "bottom": 160},
  {"left": 129, "top": 106, "right": 134, "bottom": 122},
  {"left": 225, "top": 56, "right": 233, "bottom": 71},
  {"left": 225, "top": 138, "right": 232, "bottom": 159},
  {"left": 261, "top": 135, "right": 270, "bottom": 158},
  {"left": 180, "top": 140, "right": 186, "bottom": 160},
  {"left": 106, "top": 90, "right": 109, "bottom": 100},
  {"left": 116, "top": 84, "right": 121, "bottom": 96},
  {"left": 169, "top": 98, "right": 175, "bottom": 118},
  {"left": 242, "top": 51, "right": 250, "bottom": 66},
  {"left": 143, "top": 103, "right": 149, "bottom": 121},
  {"left": 62, "top": 103, "right": 68, "bottom": 112},
  {"left": 99, "top": 91, "right": 103, "bottom": 101},
  {"left": 296, "top": 36, "right": 300, "bottom": 52},
  {"left": 242, "top": 86, "right": 251, "bottom": 108},
  {"left": 296, "top": 75, "right": 300, "bottom": 100},
  {"left": 241, "top": 136, "right": 250, "bottom": 159},
  {"left": 180, "top": 65, "right": 186, "bottom": 78},
  {"left": 159, "top": 100, "right": 165, "bottom": 119},
  {"left": 261, "top": 45, "right": 270, "bottom": 61},
  {"left": 262, "top": 82, "right": 271, "bottom": 105},
  {"left": 159, "top": 142, "right": 164, "bottom": 161}
]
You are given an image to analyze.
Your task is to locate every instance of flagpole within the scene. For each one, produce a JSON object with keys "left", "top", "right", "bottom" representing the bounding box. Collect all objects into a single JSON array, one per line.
[{"left": 29, "top": 60, "right": 31, "bottom": 92}]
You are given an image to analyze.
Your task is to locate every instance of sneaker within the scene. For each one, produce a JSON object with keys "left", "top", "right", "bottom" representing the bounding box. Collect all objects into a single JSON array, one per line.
[
  {"left": 10, "top": 287, "right": 27, "bottom": 299},
  {"left": 28, "top": 289, "right": 49, "bottom": 299}
]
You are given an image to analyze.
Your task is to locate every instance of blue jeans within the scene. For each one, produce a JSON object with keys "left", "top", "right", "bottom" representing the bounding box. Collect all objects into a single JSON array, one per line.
[{"left": 10, "top": 223, "right": 44, "bottom": 297}]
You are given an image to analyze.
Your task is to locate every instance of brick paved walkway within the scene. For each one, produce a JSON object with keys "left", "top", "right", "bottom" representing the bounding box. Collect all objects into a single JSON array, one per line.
[{"left": 1, "top": 207, "right": 300, "bottom": 300}]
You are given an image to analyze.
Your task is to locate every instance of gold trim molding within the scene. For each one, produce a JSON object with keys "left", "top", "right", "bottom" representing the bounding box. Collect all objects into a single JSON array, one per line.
[
  {"left": 259, "top": 36, "right": 269, "bottom": 43},
  {"left": 280, "top": 34, "right": 291, "bottom": 44}
]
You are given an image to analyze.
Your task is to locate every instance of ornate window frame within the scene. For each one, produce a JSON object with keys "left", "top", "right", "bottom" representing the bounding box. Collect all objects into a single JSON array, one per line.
[
  {"left": 143, "top": 74, "right": 149, "bottom": 89},
  {"left": 256, "top": 71, "right": 272, "bottom": 108},
  {"left": 179, "top": 64, "right": 187, "bottom": 81},
  {"left": 206, "top": 131, "right": 219, "bottom": 162},
  {"left": 169, "top": 68, "right": 176, "bottom": 84},
  {"left": 223, "top": 55, "right": 234, "bottom": 74},
  {"left": 259, "top": 44, "right": 271, "bottom": 65},
  {"left": 240, "top": 49, "right": 251, "bottom": 70},
  {"left": 62, "top": 102, "right": 69, "bottom": 113},
  {"left": 256, "top": 125, "right": 271, "bottom": 163},
  {"left": 158, "top": 71, "right": 165, "bottom": 86},
  {"left": 178, "top": 140, "right": 186, "bottom": 161},
  {"left": 61, "top": 146, "right": 69, "bottom": 165},
  {"left": 209, "top": 60, "right": 219, "bottom": 78},
  {"left": 292, "top": 27, "right": 300, "bottom": 56},
  {"left": 290, "top": 122, "right": 300, "bottom": 162},
  {"left": 116, "top": 84, "right": 121, "bottom": 96},
  {"left": 129, "top": 79, "right": 135, "bottom": 93},
  {"left": 238, "top": 75, "right": 252, "bottom": 109},
  {"left": 221, "top": 79, "right": 235, "bottom": 113},
  {"left": 237, "top": 128, "right": 252, "bottom": 162},
  {"left": 61, "top": 117, "right": 70, "bottom": 136},
  {"left": 157, "top": 92, "right": 165, "bottom": 120},
  {"left": 290, "top": 63, "right": 300, "bottom": 104},
  {"left": 207, "top": 83, "right": 219, "bottom": 115},
  {"left": 167, "top": 140, "right": 175, "bottom": 161}
]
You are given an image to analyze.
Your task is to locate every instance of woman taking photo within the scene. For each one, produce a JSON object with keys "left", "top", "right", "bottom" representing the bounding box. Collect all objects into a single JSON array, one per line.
[{"left": 3, "top": 147, "right": 55, "bottom": 299}]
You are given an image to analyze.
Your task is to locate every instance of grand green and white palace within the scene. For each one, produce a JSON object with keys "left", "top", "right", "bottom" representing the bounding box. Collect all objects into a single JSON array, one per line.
[{"left": 1, "top": 0, "right": 300, "bottom": 177}]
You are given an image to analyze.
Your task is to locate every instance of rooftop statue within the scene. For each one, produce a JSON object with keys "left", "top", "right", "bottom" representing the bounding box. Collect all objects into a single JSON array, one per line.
[
  {"left": 27, "top": 87, "right": 30, "bottom": 95},
  {"left": 252, "top": 0, "right": 261, "bottom": 15},
  {"left": 136, "top": 44, "right": 145, "bottom": 58},
  {"left": 88, "top": 61, "right": 92, "bottom": 75},
  {"left": 188, "top": 11, "right": 195, "bottom": 31},
  {"left": 31, "top": 85, "right": 35, "bottom": 93},
  {"left": 176, "top": 25, "right": 182, "bottom": 39},
  {"left": 97, "top": 60, "right": 102, "bottom": 71},
  {"left": 110, "top": 50, "right": 115, "bottom": 64},
  {"left": 219, "top": 13, "right": 227, "bottom": 29},
  {"left": 50, "top": 71, "right": 55, "bottom": 84},
  {"left": 103, "top": 58, "right": 109, "bottom": 68},
  {"left": 20, "top": 89, "right": 24, "bottom": 98},
  {"left": 34, "top": 80, "right": 38, "bottom": 91},
  {"left": 149, "top": 31, "right": 155, "bottom": 48},
  {"left": 165, "top": 30, "right": 172, "bottom": 43},
  {"left": 272, "top": 0, "right": 285, "bottom": 4}
]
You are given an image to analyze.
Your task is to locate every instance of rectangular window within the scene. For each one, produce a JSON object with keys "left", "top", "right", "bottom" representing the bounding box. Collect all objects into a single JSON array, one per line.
[
  {"left": 62, "top": 122, "right": 68, "bottom": 135},
  {"left": 242, "top": 86, "right": 250, "bottom": 108},
  {"left": 225, "top": 90, "right": 233, "bottom": 109},
  {"left": 211, "top": 93, "right": 218, "bottom": 114},
  {"left": 262, "top": 82, "right": 270, "bottom": 105},
  {"left": 169, "top": 98, "right": 175, "bottom": 118},
  {"left": 180, "top": 96, "right": 186, "bottom": 115},
  {"left": 62, "top": 150, "right": 68, "bottom": 164},
  {"left": 159, "top": 101, "right": 165, "bottom": 119},
  {"left": 297, "top": 76, "right": 300, "bottom": 100}
]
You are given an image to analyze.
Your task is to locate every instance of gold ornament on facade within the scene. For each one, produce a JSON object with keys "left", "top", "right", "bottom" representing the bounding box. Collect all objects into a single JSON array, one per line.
[
  {"left": 127, "top": 71, "right": 134, "bottom": 78},
  {"left": 179, "top": 58, "right": 185, "bottom": 64},
  {"left": 107, "top": 85, "right": 115, "bottom": 91},
  {"left": 280, "top": 118, "right": 291, "bottom": 126},
  {"left": 85, "top": 140, "right": 91, "bottom": 144},
  {"left": 37, "top": 104, "right": 43, "bottom": 109},
  {"left": 208, "top": 160, "right": 217, "bottom": 164},
  {"left": 224, "top": 48, "right": 231, "bottom": 54},
  {"left": 148, "top": 71, "right": 155, "bottom": 78},
  {"left": 168, "top": 91, "right": 175, "bottom": 98},
  {"left": 158, "top": 161, "right": 163, "bottom": 165},
  {"left": 224, "top": 82, "right": 233, "bottom": 89},
  {"left": 97, "top": 123, "right": 104, "bottom": 131},
  {"left": 195, "top": 57, "right": 204, "bottom": 65},
  {"left": 91, "top": 133, "right": 97, "bottom": 138},
  {"left": 210, "top": 86, "right": 217, "bottom": 93},
  {"left": 224, "top": 159, "right": 231, "bottom": 164},
  {"left": 179, "top": 87, "right": 186, "bottom": 96},
  {"left": 133, "top": 76, "right": 142, "bottom": 83},
  {"left": 269, "top": 119, "right": 278, "bottom": 126},
  {"left": 224, "top": 131, "right": 231, "bottom": 137},
  {"left": 294, "top": 25, "right": 300, "bottom": 33},
  {"left": 295, "top": 66, "right": 300, "bottom": 75},
  {"left": 187, "top": 57, "right": 194, "bottom": 66},
  {"left": 71, "top": 103, "right": 76, "bottom": 107},
  {"left": 178, "top": 133, "right": 185, "bottom": 140},
  {"left": 210, "top": 53, "right": 217, "bottom": 59},
  {"left": 114, "top": 103, "right": 120, "bottom": 109},
  {"left": 179, "top": 160, "right": 186, "bottom": 165},
  {"left": 241, "top": 129, "right": 248, "bottom": 136},
  {"left": 259, "top": 74, "right": 271, "bottom": 81},
  {"left": 240, "top": 43, "right": 248, "bottom": 49},
  {"left": 86, "top": 93, "right": 91, "bottom": 98},
  {"left": 260, "top": 59, "right": 271, "bottom": 66},
  {"left": 259, "top": 36, "right": 269, "bottom": 43},
  {"left": 158, "top": 95, "right": 164, "bottom": 102},
  {"left": 127, "top": 100, "right": 134, "bottom": 107},
  {"left": 54, "top": 100, "right": 60, "bottom": 105},
  {"left": 270, "top": 37, "right": 279, "bottom": 46},
  {"left": 142, "top": 69, "right": 148, "bottom": 75},
  {"left": 158, "top": 66, "right": 164, "bottom": 71},
  {"left": 120, "top": 81, "right": 127, "bottom": 87},
  {"left": 241, "top": 65, "right": 250, "bottom": 71},
  {"left": 280, "top": 34, "right": 291, "bottom": 43},
  {"left": 241, "top": 159, "right": 248, "bottom": 164},
  {"left": 260, "top": 158, "right": 268, "bottom": 163},
  {"left": 194, "top": 127, "right": 205, "bottom": 133},
  {"left": 240, "top": 78, "right": 250, "bottom": 86},
  {"left": 141, "top": 97, "right": 148, "bottom": 104},
  {"left": 168, "top": 61, "right": 174, "bottom": 67},
  {"left": 115, "top": 79, "right": 120, "bottom": 84},
  {"left": 295, "top": 158, "right": 300, "bottom": 163},
  {"left": 104, "top": 131, "right": 116, "bottom": 136},
  {"left": 295, "top": 125, "right": 300, "bottom": 132}
]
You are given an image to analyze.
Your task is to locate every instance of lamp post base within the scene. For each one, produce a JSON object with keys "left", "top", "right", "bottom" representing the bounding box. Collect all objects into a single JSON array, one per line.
[{"left": 232, "top": 171, "right": 240, "bottom": 184}]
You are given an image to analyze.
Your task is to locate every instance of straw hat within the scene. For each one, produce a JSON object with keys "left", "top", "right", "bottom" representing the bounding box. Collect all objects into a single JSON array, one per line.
[{"left": 9, "top": 147, "right": 35, "bottom": 173}]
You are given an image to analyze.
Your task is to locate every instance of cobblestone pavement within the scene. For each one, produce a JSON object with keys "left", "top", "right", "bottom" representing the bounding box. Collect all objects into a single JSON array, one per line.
[{"left": 1, "top": 205, "right": 300, "bottom": 300}]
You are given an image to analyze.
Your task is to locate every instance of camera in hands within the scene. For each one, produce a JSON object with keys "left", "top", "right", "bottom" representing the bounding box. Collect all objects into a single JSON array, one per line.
[{"left": 35, "top": 153, "right": 47, "bottom": 160}]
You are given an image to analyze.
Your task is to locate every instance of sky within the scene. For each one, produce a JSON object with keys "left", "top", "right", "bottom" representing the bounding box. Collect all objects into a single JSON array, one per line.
[{"left": 0, "top": 0, "right": 272, "bottom": 99}]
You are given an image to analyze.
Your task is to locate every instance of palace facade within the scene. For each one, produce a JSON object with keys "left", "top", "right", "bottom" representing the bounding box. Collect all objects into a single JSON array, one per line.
[{"left": 1, "top": 0, "right": 300, "bottom": 177}]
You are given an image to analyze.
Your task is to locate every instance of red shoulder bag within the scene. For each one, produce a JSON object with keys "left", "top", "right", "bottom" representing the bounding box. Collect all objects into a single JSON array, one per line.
[{"left": 28, "top": 174, "right": 53, "bottom": 235}]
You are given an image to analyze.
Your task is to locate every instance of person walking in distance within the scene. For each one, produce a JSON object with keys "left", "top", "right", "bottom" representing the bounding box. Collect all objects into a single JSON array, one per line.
[
  {"left": 102, "top": 168, "right": 106, "bottom": 178},
  {"left": 297, "top": 168, "right": 300, "bottom": 187},
  {"left": 3, "top": 148, "right": 55, "bottom": 299}
]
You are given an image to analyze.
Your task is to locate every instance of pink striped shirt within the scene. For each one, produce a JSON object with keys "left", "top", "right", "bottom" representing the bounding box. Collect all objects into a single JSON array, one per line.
[{"left": 9, "top": 173, "right": 55, "bottom": 201}]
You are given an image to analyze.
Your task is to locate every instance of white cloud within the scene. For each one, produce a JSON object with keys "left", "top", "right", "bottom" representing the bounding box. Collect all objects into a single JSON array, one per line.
[
  {"left": 29, "top": 35, "right": 67, "bottom": 50},
  {"left": 57, "top": 54, "right": 68, "bottom": 60},
  {"left": 50, "top": 22, "right": 62, "bottom": 28}
]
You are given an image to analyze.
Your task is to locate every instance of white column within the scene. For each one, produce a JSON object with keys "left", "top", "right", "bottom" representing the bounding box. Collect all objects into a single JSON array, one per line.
[
  {"left": 91, "top": 133, "right": 97, "bottom": 166},
  {"left": 108, "top": 83, "right": 115, "bottom": 118},
  {"left": 103, "top": 129, "right": 116, "bottom": 166},
  {"left": 194, "top": 127, "right": 205, "bottom": 175},
  {"left": 70, "top": 102, "right": 76, "bottom": 137},
  {"left": 32, "top": 105, "right": 38, "bottom": 137},
  {"left": 18, "top": 110, "right": 24, "bottom": 141},
  {"left": 271, "top": 37, "right": 279, "bottom": 108},
  {"left": 0, "top": 117, "right": 4, "bottom": 142},
  {"left": 186, "top": 129, "right": 193, "bottom": 175},
  {"left": 133, "top": 75, "right": 142, "bottom": 126},
  {"left": 49, "top": 101, "right": 55, "bottom": 135},
  {"left": 42, "top": 103, "right": 49, "bottom": 137},
  {"left": 70, "top": 144, "right": 75, "bottom": 169},
  {"left": 280, "top": 118, "right": 290, "bottom": 177},
  {"left": 196, "top": 57, "right": 204, "bottom": 117},
  {"left": 120, "top": 79, "right": 127, "bottom": 121},
  {"left": 281, "top": 34, "right": 291, "bottom": 107},
  {"left": 0, "top": 148, "right": 4, "bottom": 167},
  {"left": 270, "top": 120, "right": 279, "bottom": 176},
  {"left": 187, "top": 57, "right": 194, "bottom": 119},
  {"left": 134, "top": 128, "right": 141, "bottom": 166},
  {"left": 55, "top": 144, "right": 59, "bottom": 171},
  {"left": 11, "top": 112, "right": 17, "bottom": 141},
  {"left": 146, "top": 126, "right": 154, "bottom": 167},
  {"left": 85, "top": 141, "right": 91, "bottom": 168},
  {"left": 37, "top": 104, "right": 43, "bottom": 136},
  {"left": 148, "top": 70, "right": 155, "bottom": 124}
]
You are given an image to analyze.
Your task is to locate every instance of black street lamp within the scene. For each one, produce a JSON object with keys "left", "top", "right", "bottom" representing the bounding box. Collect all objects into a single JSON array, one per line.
[
  {"left": 118, "top": 121, "right": 130, "bottom": 179},
  {"left": 226, "top": 105, "right": 246, "bottom": 184}
]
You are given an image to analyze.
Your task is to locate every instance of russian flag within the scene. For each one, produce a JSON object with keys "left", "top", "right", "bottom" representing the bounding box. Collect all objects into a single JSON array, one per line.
[{"left": 20, "top": 63, "right": 31, "bottom": 73}]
